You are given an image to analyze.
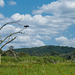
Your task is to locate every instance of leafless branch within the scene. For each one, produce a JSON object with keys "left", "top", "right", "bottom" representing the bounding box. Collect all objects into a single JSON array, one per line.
[
  {"left": 0, "top": 19, "right": 29, "bottom": 50},
  {"left": 0, "top": 28, "right": 25, "bottom": 44},
  {"left": 1, "top": 36, "right": 17, "bottom": 49},
  {"left": 0, "top": 19, "right": 21, "bottom": 30}
]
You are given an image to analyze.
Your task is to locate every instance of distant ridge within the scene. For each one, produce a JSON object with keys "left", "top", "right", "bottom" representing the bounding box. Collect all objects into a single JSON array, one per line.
[{"left": 14, "top": 45, "right": 75, "bottom": 55}]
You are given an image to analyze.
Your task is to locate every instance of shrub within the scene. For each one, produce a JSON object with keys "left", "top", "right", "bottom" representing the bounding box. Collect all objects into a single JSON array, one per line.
[{"left": 18, "top": 52, "right": 29, "bottom": 57}]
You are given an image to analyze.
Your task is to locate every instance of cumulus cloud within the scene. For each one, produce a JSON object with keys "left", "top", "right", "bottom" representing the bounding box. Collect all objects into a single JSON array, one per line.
[
  {"left": 33, "top": 0, "right": 75, "bottom": 18},
  {"left": 11, "top": 13, "right": 72, "bottom": 36},
  {"left": 0, "top": 15, "right": 45, "bottom": 49},
  {"left": 35, "top": 35, "right": 51, "bottom": 40},
  {"left": 0, "top": 25, "right": 17, "bottom": 38},
  {"left": 9, "top": 1, "right": 17, "bottom": 5},
  {"left": 0, "top": 11, "right": 74, "bottom": 49},
  {"left": 0, "top": 0, "right": 5, "bottom": 7},
  {"left": 55, "top": 36, "right": 75, "bottom": 47},
  {"left": 7, "top": 35, "right": 45, "bottom": 48},
  {"left": 0, "top": 14, "right": 5, "bottom": 19}
]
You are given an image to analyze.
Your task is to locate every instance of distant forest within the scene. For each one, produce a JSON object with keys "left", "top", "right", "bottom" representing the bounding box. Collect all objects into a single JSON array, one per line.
[{"left": 14, "top": 45, "right": 75, "bottom": 56}]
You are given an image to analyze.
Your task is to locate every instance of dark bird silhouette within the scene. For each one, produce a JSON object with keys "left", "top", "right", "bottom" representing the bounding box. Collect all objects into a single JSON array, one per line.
[{"left": 24, "top": 25, "right": 29, "bottom": 28}]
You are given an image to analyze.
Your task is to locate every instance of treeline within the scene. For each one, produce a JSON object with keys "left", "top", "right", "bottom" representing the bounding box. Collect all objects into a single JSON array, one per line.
[{"left": 14, "top": 45, "right": 75, "bottom": 56}]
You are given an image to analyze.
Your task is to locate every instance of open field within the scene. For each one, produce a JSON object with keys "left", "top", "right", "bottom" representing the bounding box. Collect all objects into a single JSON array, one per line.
[{"left": 0, "top": 56, "right": 75, "bottom": 75}]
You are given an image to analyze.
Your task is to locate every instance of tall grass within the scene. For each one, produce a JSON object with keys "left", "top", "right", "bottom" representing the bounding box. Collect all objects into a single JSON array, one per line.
[{"left": 0, "top": 56, "right": 75, "bottom": 75}]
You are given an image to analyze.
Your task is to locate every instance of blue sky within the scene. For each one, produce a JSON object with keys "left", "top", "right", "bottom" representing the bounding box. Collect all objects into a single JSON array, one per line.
[
  {"left": 0, "top": 0, "right": 75, "bottom": 50},
  {"left": 0, "top": 0, "right": 57, "bottom": 17}
]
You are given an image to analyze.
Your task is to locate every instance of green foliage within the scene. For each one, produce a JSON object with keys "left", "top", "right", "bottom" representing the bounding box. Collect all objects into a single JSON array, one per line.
[
  {"left": 14, "top": 45, "right": 75, "bottom": 56},
  {"left": 62, "top": 51, "right": 75, "bottom": 60},
  {"left": 18, "top": 52, "right": 29, "bottom": 57},
  {"left": 71, "top": 51, "right": 75, "bottom": 60},
  {"left": 50, "top": 50, "right": 59, "bottom": 56},
  {"left": 1, "top": 56, "right": 19, "bottom": 62},
  {"left": 0, "top": 56, "right": 75, "bottom": 75}
]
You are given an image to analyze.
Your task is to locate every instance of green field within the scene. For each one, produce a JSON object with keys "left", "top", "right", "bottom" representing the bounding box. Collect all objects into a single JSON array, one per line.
[{"left": 0, "top": 56, "right": 75, "bottom": 75}]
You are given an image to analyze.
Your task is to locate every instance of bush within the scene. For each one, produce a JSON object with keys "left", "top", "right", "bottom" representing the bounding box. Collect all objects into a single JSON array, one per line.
[{"left": 18, "top": 52, "right": 29, "bottom": 57}]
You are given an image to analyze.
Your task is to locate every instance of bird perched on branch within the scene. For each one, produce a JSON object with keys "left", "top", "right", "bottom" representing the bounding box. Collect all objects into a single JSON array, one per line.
[{"left": 24, "top": 25, "right": 29, "bottom": 28}]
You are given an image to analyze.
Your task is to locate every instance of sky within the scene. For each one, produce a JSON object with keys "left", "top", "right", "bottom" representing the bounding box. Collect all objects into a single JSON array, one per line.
[{"left": 0, "top": 0, "right": 75, "bottom": 50}]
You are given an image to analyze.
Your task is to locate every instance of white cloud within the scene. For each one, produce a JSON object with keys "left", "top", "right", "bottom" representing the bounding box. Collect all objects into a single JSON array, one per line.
[
  {"left": 11, "top": 13, "right": 72, "bottom": 36},
  {"left": 55, "top": 36, "right": 75, "bottom": 47},
  {"left": 0, "top": 14, "right": 5, "bottom": 19},
  {"left": 0, "top": 25, "right": 15, "bottom": 35},
  {"left": 0, "top": 0, "right": 5, "bottom": 7},
  {"left": 35, "top": 35, "right": 51, "bottom": 40},
  {"left": 33, "top": 0, "right": 75, "bottom": 18},
  {"left": 0, "top": 11, "right": 73, "bottom": 49},
  {"left": 0, "top": 16, "right": 45, "bottom": 49},
  {"left": 9, "top": 1, "right": 17, "bottom": 5},
  {"left": 7, "top": 35, "right": 45, "bottom": 48},
  {"left": 15, "top": 35, "right": 45, "bottom": 46}
]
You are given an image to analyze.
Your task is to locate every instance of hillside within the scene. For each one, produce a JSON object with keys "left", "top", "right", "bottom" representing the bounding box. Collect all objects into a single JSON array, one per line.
[{"left": 14, "top": 45, "right": 75, "bottom": 55}]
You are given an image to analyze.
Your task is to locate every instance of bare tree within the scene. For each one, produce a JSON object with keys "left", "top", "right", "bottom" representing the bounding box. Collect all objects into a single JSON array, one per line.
[{"left": 0, "top": 19, "right": 29, "bottom": 63}]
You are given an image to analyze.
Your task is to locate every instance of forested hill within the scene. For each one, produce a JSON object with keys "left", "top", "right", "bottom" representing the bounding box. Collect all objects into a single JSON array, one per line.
[{"left": 14, "top": 45, "right": 75, "bottom": 55}]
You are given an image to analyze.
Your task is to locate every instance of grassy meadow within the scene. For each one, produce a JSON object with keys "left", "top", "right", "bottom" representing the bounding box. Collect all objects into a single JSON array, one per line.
[{"left": 0, "top": 56, "right": 75, "bottom": 75}]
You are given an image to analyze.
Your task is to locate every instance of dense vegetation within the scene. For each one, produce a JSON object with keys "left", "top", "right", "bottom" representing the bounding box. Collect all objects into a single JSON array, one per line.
[
  {"left": 14, "top": 45, "right": 75, "bottom": 56},
  {"left": 0, "top": 45, "right": 75, "bottom": 75},
  {"left": 0, "top": 56, "right": 75, "bottom": 75}
]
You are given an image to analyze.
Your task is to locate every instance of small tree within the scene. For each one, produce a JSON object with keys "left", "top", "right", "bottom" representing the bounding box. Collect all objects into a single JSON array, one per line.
[{"left": 0, "top": 19, "right": 29, "bottom": 64}]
